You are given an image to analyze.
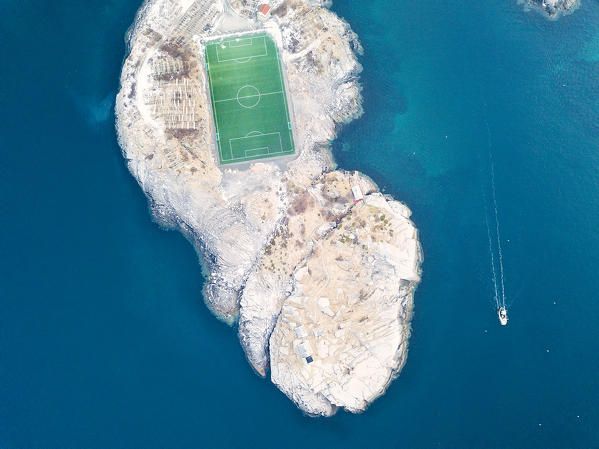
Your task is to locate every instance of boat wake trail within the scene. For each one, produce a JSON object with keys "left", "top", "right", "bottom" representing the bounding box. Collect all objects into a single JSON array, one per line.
[
  {"left": 489, "top": 158, "right": 507, "bottom": 309},
  {"left": 484, "top": 114, "right": 507, "bottom": 311},
  {"left": 485, "top": 210, "right": 500, "bottom": 309}
]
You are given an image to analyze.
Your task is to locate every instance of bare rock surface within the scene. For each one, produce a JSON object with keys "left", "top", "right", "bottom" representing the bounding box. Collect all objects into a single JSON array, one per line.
[
  {"left": 520, "top": 0, "right": 580, "bottom": 18},
  {"left": 269, "top": 192, "right": 420, "bottom": 415},
  {"left": 116, "top": 0, "right": 422, "bottom": 415}
]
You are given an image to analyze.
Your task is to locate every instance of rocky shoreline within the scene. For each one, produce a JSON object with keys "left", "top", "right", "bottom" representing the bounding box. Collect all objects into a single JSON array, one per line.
[
  {"left": 521, "top": 0, "right": 580, "bottom": 19},
  {"left": 115, "top": 0, "right": 422, "bottom": 416}
]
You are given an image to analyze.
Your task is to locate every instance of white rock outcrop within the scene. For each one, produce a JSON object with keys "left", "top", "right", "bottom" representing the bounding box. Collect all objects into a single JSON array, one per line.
[
  {"left": 520, "top": 0, "right": 580, "bottom": 18},
  {"left": 115, "top": 0, "right": 422, "bottom": 416},
  {"left": 269, "top": 193, "right": 420, "bottom": 415}
]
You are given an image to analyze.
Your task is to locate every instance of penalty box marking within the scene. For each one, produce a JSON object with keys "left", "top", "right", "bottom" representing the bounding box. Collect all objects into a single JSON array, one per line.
[
  {"left": 228, "top": 38, "right": 253, "bottom": 48},
  {"left": 215, "top": 36, "right": 268, "bottom": 63},
  {"left": 225, "top": 148, "right": 293, "bottom": 162},
  {"left": 244, "top": 147, "right": 269, "bottom": 157},
  {"left": 226, "top": 132, "right": 283, "bottom": 161}
]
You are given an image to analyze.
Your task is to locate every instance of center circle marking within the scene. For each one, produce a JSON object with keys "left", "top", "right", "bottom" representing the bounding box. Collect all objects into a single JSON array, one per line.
[{"left": 237, "top": 85, "right": 261, "bottom": 108}]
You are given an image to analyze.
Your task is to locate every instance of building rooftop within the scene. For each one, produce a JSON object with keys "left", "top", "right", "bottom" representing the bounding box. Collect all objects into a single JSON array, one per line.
[{"left": 259, "top": 4, "right": 271, "bottom": 15}]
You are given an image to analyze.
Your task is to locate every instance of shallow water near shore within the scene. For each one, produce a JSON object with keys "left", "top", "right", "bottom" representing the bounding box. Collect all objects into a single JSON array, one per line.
[{"left": 1, "top": 0, "right": 599, "bottom": 447}]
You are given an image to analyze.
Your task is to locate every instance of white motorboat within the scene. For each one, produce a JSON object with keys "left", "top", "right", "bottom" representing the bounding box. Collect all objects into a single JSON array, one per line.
[{"left": 498, "top": 307, "right": 508, "bottom": 326}]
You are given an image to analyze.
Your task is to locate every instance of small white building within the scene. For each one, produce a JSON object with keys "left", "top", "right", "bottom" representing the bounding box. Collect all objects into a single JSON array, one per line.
[{"left": 352, "top": 185, "right": 364, "bottom": 203}]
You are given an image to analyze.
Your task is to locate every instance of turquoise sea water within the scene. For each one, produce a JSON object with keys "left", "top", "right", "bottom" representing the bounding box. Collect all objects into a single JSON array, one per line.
[{"left": 1, "top": 0, "right": 599, "bottom": 447}]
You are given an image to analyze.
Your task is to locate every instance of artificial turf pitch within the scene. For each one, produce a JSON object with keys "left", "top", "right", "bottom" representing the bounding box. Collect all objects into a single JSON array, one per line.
[{"left": 205, "top": 33, "right": 295, "bottom": 165}]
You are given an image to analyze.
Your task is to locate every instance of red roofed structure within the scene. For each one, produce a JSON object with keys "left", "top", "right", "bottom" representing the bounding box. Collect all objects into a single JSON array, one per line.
[{"left": 258, "top": 4, "right": 271, "bottom": 20}]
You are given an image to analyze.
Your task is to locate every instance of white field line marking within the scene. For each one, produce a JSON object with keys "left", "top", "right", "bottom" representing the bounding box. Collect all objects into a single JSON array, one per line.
[
  {"left": 227, "top": 132, "right": 283, "bottom": 161},
  {"left": 228, "top": 38, "right": 253, "bottom": 48},
  {"left": 229, "top": 131, "right": 281, "bottom": 145},
  {"left": 224, "top": 149, "right": 293, "bottom": 162},
  {"left": 230, "top": 38, "right": 269, "bottom": 64},
  {"left": 223, "top": 147, "right": 294, "bottom": 162},
  {"left": 205, "top": 33, "right": 267, "bottom": 62},
  {"left": 214, "top": 91, "right": 282, "bottom": 103},
  {"left": 245, "top": 149, "right": 286, "bottom": 157},
  {"left": 215, "top": 36, "right": 267, "bottom": 63},
  {"left": 245, "top": 147, "right": 269, "bottom": 157},
  {"left": 206, "top": 60, "right": 225, "bottom": 161},
  {"left": 239, "top": 96, "right": 260, "bottom": 108},
  {"left": 235, "top": 84, "right": 260, "bottom": 108},
  {"left": 275, "top": 47, "right": 290, "bottom": 124},
  {"left": 274, "top": 46, "right": 294, "bottom": 152},
  {"left": 205, "top": 33, "right": 267, "bottom": 48},
  {"left": 274, "top": 47, "right": 295, "bottom": 152}
]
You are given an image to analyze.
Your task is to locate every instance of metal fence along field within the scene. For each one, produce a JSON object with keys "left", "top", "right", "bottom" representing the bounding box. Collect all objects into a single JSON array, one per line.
[{"left": 205, "top": 33, "right": 295, "bottom": 164}]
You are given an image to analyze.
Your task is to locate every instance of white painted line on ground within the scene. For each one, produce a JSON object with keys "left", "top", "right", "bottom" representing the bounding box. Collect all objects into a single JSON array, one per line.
[
  {"left": 245, "top": 147, "right": 269, "bottom": 157},
  {"left": 214, "top": 91, "right": 282, "bottom": 103},
  {"left": 223, "top": 148, "right": 293, "bottom": 162},
  {"left": 228, "top": 38, "right": 253, "bottom": 48},
  {"left": 215, "top": 36, "right": 267, "bottom": 63}
]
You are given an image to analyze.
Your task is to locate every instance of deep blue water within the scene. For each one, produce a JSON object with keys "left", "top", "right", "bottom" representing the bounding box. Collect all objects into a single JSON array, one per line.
[{"left": 1, "top": 0, "right": 599, "bottom": 447}]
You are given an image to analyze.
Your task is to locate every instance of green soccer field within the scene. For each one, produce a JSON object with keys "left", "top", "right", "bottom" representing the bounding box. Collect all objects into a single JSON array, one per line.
[{"left": 205, "top": 33, "right": 295, "bottom": 165}]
